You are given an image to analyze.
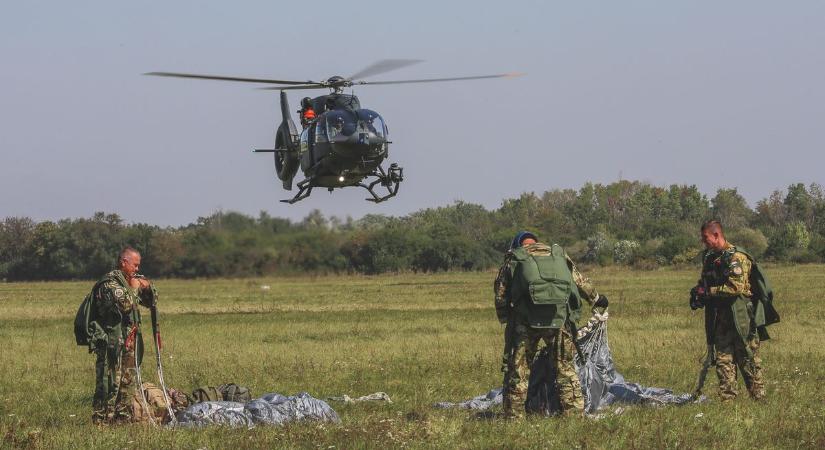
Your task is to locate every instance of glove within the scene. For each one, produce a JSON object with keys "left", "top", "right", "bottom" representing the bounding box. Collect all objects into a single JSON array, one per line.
[
  {"left": 594, "top": 295, "right": 609, "bottom": 309},
  {"left": 494, "top": 295, "right": 509, "bottom": 324},
  {"left": 689, "top": 286, "right": 705, "bottom": 310}
]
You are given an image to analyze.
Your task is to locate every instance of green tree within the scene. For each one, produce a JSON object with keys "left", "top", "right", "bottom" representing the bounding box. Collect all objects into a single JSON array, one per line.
[{"left": 711, "top": 188, "right": 752, "bottom": 230}]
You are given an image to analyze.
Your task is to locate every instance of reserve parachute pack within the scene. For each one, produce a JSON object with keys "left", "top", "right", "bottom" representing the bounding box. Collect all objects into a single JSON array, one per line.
[{"left": 510, "top": 244, "right": 580, "bottom": 328}]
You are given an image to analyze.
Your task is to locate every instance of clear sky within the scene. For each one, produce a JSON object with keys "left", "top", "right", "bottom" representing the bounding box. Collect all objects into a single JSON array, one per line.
[{"left": 1, "top": 1, "right": 823, "bottom": 226}]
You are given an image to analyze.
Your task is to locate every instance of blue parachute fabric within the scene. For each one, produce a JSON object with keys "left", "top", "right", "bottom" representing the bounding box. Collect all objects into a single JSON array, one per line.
[
  {"left": 176, "top": 401, "right": 253, "bottom": 428},
  {"left": 433, "top": 388, "right": 503, "bottom": 410},
  {"left": 176, "top": 392, "right": 340, "bottom": 428},
  {"left": 436, "top": 319, "right": 703, "bottom": 413}
]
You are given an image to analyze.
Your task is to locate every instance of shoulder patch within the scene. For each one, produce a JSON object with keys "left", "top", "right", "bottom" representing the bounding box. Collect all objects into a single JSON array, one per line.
[{"left": 114, "top": 287, "right": 125, "bottom": 298}]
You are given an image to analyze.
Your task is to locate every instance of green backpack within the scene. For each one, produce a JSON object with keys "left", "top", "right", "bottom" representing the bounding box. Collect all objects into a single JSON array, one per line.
[
  {"left": 192, "top": 384, "right": 252, "bottom": 403},
  {"left": 191, "top": 386, "right": 223, "bottom": 403},
  {"left": 219, "top": 384, "right": 252, "bottom": 403},
  {"left": 74, "top": 280, "right": 107, "bottom": 348},
  {"left": 511, "top": 244, "right": 580, "bottom": 329}
]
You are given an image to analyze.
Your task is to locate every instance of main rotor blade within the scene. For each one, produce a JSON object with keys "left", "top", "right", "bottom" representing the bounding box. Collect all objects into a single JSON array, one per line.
[
  {"left": 354, "top": 72, "right": 525, "bottom": 86},
  {"left": 144, "top": 71, "right": 317, "bottom": 85},
  {"left": 258, "top": 85, "right": 330, "bottom": 91},
  {"left": 347, "top": 59, "right": 424, "bottom": 80}
]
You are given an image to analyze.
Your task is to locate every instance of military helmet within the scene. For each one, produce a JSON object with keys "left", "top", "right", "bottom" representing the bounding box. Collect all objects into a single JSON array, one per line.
[
  {"left": 511, "top": 231, "right": 537, "bottom": 249},
  {"left": 301, "top": 97, "right": 313, "bottom": 108}
]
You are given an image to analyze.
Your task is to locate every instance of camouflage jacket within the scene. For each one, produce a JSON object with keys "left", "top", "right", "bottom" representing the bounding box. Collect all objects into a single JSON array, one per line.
[
  {"left": 92, "top": 270, "right": 155, "bottom": 331},
  {"left": 494, "top": 242, "right": 600, "bottom": 323},
  {"left": 699, "top": 243, "right": 759, "bottom": 346},
  {"left": 699, "top": 243, "right": 752, "bottom": 299}
]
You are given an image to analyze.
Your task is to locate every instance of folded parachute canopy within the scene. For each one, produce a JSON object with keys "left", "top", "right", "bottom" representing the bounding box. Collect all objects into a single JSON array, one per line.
[{"left": 176, "top": 392, "right": 341, "bottom": 428}]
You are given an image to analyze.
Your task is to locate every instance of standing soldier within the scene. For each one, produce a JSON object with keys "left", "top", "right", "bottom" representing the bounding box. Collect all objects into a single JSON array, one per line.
[
  {"left": 494, "top": 231, "right": 608, "bottom": 418},
  {"left": 691, "top": 220, "right": 778, "bottom": 402},
  {"left": 87, "top": 247, "right": 157, "bottom": 423}
]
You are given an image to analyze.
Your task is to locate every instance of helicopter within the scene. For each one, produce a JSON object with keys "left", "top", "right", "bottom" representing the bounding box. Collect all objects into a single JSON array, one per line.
[{"left": 146, "top": 60, "right": 522, "bottom": 203}]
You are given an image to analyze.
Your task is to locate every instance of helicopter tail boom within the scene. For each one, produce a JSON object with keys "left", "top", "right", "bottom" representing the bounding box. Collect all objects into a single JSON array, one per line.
[{"left": 271, "top": 91, "right": 300, "bottom": 190}]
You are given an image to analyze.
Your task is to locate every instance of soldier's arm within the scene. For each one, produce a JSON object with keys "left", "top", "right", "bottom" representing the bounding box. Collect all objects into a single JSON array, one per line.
[
  {"left": 565, "top": 254, "right": 600, "bottom": 306},
  {"left": 709, "top": 252, "right": 751, "bottom": 297},
  {"left": 493, "top": 260, "right": 513, "bottom": 323},
  {"left": 137, "top": 283, "right": 157, "bottom": 308}
]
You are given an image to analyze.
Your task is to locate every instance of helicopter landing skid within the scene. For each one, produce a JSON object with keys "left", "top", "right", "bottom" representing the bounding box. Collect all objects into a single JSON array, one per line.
[
  {"left": 280, "top": 163, "right": 403, "bottom": 204},
  {"left": 360, "top": 163, "right": 403, "bottom": 203},
  {"left": 280, "top": 179, "right": 313, "bottom": 204}
]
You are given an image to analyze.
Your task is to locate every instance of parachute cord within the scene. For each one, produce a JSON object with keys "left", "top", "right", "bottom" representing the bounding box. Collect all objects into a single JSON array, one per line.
[{"left": 577, "top": 309, "right": 609, "bottom": 340}]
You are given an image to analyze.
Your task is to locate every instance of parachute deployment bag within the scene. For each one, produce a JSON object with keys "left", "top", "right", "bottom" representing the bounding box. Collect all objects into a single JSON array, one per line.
[
  {"left": 512, "top": 244, "right": 574, "bottom": 329},
  {"left": 131, "top": 382, "right": 172, "bottom": 424}
]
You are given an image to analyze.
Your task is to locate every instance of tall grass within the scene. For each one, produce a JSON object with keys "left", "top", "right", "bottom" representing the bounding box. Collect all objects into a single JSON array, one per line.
[{"left": 1, "top": 267, "right": 823, "bottom": 448}]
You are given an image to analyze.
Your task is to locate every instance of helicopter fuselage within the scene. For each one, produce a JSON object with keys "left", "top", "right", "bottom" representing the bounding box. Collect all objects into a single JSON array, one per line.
[{"left": 299, "top": 101, "right": 390, "bottom": 188}]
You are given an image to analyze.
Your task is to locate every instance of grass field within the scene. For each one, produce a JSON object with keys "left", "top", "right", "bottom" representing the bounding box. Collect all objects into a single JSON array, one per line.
[{"left": 1, "top": 266, "right": 824, "bottom": 449}]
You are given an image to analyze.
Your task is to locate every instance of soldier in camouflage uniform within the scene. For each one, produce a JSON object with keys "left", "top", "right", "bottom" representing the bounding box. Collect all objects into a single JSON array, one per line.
[
  {"left": 693, "top": 220, "right": 765, "bottom": 401},
  {"left": 88, "top": 247, "right": 157, "bottom": 424},
  {"left": 494, "top": 231, "right": 608, "bottom": 418}
]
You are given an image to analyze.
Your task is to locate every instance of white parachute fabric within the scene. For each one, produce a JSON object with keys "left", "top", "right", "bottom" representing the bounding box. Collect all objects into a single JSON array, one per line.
[
  {"left": 436, "top": 317, "right": 702, "bottom": 413},
  {"left": 176, "top": 392, "right": 340, "bottom": 428}
]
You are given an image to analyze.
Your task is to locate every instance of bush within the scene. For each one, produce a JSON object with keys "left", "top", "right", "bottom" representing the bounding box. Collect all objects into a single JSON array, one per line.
[
  {"left": 659, "top": 232, "right": 698, "bottom": 264},
  {"left": 613, "top": 240, "right": 640, "bottom": 265}
]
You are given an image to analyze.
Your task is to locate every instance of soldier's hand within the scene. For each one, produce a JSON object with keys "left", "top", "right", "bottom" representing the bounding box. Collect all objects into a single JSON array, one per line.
[
  {"left": 594, "top": 295, "right": 609, "bottom": 309},
  {"left": 128, "top": 277, "right": 141, "bottom": 289},
  {"left": 689, "top": 286, "right": 705, "bottom": 310},
  {"left": 137, "top": 278, "right": 151, "bottom": 290}
]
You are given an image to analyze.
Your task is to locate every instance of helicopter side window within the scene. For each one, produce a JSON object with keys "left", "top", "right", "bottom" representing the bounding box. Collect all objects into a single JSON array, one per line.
[
  {"left": 315, "top": 121, "right": 328, "bottom": 143},
  {"left": 299, "top": 128, "right": 309, "bottom": 154}
]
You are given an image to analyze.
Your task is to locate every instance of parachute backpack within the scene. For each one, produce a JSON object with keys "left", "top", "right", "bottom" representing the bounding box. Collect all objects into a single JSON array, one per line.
[
  {"left": 737, "top": 247, "right": 780, "bottom": 340},
  {"left": 510, "top": 244, "right": 581, "bottom": 328},
  {"left": 74, "top": 279, "right": 108, "bottom": 349}
]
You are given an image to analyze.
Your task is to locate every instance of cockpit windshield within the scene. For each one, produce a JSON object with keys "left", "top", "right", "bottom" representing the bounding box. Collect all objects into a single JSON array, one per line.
[
  {"left": 325, "top": 109, "right": 387, "bottom": 140},
  {"left": 356, "top": 109, "right": 387, "bottom": 138}
]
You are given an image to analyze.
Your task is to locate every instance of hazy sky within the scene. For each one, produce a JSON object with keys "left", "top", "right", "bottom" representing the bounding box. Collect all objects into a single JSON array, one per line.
[{"left": 2, "top": 1, "right": 823, "bottom": 226}]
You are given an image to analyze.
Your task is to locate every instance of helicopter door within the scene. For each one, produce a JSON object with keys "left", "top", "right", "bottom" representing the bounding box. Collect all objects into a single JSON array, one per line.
[{"left": 313, "top": 120, "right": 331, "bottom": 161}]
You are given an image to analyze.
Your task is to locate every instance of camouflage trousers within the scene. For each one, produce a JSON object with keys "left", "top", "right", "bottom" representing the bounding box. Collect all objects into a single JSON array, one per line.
[
  {"left": 502, "top": 322, "right": 583, "bottom": 418},
  {"left": 714, "top": 308, "right": 765, "bottom": 401},
  {"left": 92, "top": 330, "right": 138, "bottom": 424}
]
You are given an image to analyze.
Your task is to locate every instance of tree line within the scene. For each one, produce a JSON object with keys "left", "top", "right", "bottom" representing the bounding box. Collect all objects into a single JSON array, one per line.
[{"left": 2, "top": 180, "right": 824, "bottom": 280}]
